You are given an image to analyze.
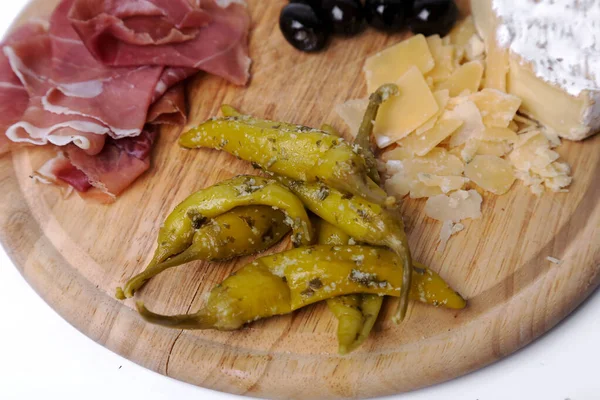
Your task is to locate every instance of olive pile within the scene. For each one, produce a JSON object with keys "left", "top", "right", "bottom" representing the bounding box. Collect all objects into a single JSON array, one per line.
[{"left": 279, "top": 0, "right": 459, "bottom": 52}]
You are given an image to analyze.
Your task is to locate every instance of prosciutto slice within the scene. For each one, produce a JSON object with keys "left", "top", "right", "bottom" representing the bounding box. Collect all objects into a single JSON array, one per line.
[
  {"left": 147, "top": 83, "right": 187, "bottom": 125},
  {"left": 3, "top": 0, "right": 164, "bottom": 155},
  {"left": 69, "top": 0, "right": 251, "bottom": 85},
  {"left": 1, "top": 0, "right": 252, "bottom": 201},
  {"left": 0, "top": 23, "right": 47, "bottom": 155},
  {"left": 37, "top": 126, "right": 157, "bottom": 203}
]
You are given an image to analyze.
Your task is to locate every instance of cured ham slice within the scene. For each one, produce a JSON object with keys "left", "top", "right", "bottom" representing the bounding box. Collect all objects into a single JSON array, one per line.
[
  {"left": 36, "top": 126, "right": 157, "bottom": 203},
  {"left": 0, "top": 23, "right": 47, "bottom": 155},
  {"left": 147, "top": 83, "right": 187, "bottom": 125},
  {"left": 1, "top": 0, "right": 252, "bottom": 201},
  {"left": 69, "top": 0, "right": 251, "bottom": 85},
  {"left": 3, "top": 0, "right": 163, "bottom": 155},
  {"left": 152, "top": 67, "right": 196, "bottom": 103}
]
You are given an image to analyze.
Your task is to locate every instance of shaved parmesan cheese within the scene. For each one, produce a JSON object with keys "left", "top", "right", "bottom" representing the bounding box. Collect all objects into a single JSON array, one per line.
[
  {"left": 438, "top": 220, "right": 465, "bottom": 252},
  {"left": 374, "top": 66, "right": 440, "bottom": 146},
  {"left": 475, "top": 140, "right": 512, "bottom": 157},
  {"left": 404, "top": 147, "right": 465, "bottom": 177},
  {"left": 546, "top": 256, "right": 563, "bottom": 265},
  {"left": 409, "top": 182, "right": 443, "bottom": 199},
  {"left": 426, "top": 35, "right": 456, "bottom": 83},
  {"left": 508, "top": 120, "right": 519, "bottom": 132},
  {"left": 425, "top": 190, "right": 483, "bottom": 222},
  {"left": 435, "top": 61, "right": 484, "bottom": 97},
  {"left": 465, "top": 155, "right": 516, "bottom": 195},
  {"left": 399, "top": 118, "right": 463, "bottom": 156},
  {"left": 381, "top": 146, "right": 412, "bottom": 162},
  {"left": 477, "top": 127, "right": 518, "bottom": 142},
  {"left": 465, "top": 34, "right": 485, "bottom": 61},
  {"left": 384, "top": 172, "right": 411, "bottom": 198},
  {"left": 483, "top": 39, "right": 509, "bottom": 91},
  {"left": 448, "top": 17, "right": 477, "bottom": 62},
  {"left": 469, "top": 89, "right": 521, "bottom": 128},
  {"left": 384, "top": 148, "right": 466, "bottom": 199},
  {"left": 335, "top": 98, "right": 368, "bottom": 138},
  {"left": 364, "top": 34, "right": 435, "bottom": 92},
  {"left": 513, "top": 114, "right": 539, "bottom": 127},
  {"left": 416, "top": 90, "right": 450, "bottom": 135},
  {"left": 510, "top": 133, "right": 558, "bottom": 171},
  {"left": 418, "top": 173, "right": 469, "bottom": 193},
  {"left": 442, "top": 100, "right": 485, "bottom": 147}
]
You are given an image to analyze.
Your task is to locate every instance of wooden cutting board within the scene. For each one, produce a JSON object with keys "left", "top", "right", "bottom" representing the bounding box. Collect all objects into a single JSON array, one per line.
[{"left": 2, "top": 0, "right": 599, "bottom": 398}]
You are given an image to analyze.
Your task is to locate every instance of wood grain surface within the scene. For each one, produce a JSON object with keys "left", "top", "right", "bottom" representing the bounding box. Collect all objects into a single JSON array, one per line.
[{"left": 1, "top": 0, "right": 599, "bottom": 399}]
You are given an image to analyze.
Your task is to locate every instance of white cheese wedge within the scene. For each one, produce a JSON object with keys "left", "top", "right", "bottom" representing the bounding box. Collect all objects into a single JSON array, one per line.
[{"left": 472, "top": 0, "right": 600, "bottom": 141}]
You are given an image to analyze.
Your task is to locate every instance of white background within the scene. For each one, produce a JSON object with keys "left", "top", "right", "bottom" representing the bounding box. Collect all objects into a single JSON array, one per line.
[{"left": 0, "top": 1, "right": 599, "bottom": 399}]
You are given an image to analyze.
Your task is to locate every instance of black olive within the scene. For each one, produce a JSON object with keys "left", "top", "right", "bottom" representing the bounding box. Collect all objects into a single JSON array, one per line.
[
  {"left": 322, "top": 0, "right": 365, "bottom": 36},
  {"left": 364, "top": 0, "right": 414, "bottom": 32},
  {"left": 410, "top": 0, "right": 459, "bottom": 37},
  {"left": 280, "top": 3, "right": 330, "bottom": 52}
]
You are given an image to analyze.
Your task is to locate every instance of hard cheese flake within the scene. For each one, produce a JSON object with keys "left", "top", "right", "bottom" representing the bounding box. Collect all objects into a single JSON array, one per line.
[
  {"left": 465, "top": 35, "right": 485, "bottom": 61},
  {"left": 483, "top": 40, "right": 509, "bottom": 91},
  {"left": 442, "top": 99, "right": 485, "bottom": 147},
  {"left": 399, "top": 118, "right": 464, "bottom": 156},
  {"left": 435, "top": 61, "right": 484, "bottom": 97},
  {"left": 418, "top": 173, "right": 469, "bottom": 193},
  {"left": 426, "top": 35, "right": 456, "bottom": 83},
  {"left": 509, "top": 131, "right": 572, "bottom": 194},
  {"left": 416, "top": 90, "right": 450, "bottom": 135},
  {"left": 425, "top": 190, "right": 483, "bottom": 222},
  {"left": 448, "top": 17, "right": 477, "bottom": 62},
  {"left": 462, "top": 139, "right": 513, "bottom": 164},
  {"left": 477, "top": 127, "right": 518, "bottom": 142},
  {"left": 438, "top": 220, "right": 465, "bottom": 252},
  {"left": 465, "top": 155, "right": 516, "bottom": 195},
  {"left": 374, "top": 66, "right": 439, "bottom": 147},
  {"left": 384, "top": 148, "right": 465, "bottom": 199},
  {"left": 469, "top": 89, "right": 521, "bottom": 128},
  {"left": 364, "top": 34, "right": 434, "bottom": 93},
  {"left": 335, "top": 98, "right": 369, "bottom": 138}
]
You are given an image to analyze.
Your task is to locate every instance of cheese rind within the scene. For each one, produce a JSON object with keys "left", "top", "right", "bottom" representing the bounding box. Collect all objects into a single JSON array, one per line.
[{"left": 472, "top": 0, "right": 600, "bottom": 141}]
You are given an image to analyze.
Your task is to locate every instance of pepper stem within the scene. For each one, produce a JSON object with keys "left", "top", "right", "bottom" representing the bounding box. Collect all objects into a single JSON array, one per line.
[
  {"left": 116, "top": 250, "right": 198, "bottom": 299},
  {"left": 356, "top": 84, "right": 400, "bottom": 184},
  {"left": 136, "top": 302, "right": 216, "bottom": 330},
  {"left": 387, "top": 238, "right": 413, "bottom": 324}
]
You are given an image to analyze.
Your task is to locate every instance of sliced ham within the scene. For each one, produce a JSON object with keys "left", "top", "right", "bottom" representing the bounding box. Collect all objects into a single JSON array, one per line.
[
  {"left": 151, "top": 67, "right": 196, "bottom": 103},
  {"left": 3, "top": 0, "right": 164, "bottom": 155},
  {"left": 36, "top": 126, "right": 157, "bottom": 203},
  {"left": 1, "top": 0, "right": 252, "bottom": 201},
  {"left": 147, "top": 83, "right": 187, "bottom": 125},
  {"left": 69, "top": 0, "right": 251, "bottom": 85},
  {"left": 0, "top": 22, "right": 48, "bottom": 155}
]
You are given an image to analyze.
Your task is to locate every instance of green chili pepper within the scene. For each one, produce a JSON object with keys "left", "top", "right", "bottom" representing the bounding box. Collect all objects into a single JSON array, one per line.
[
  {"left": 136, "top": 245, "right": 466, "bottom": 330},
  {"left": 320, "top": 123, "right": 340, "bottom": 137},
  {"left": 278, "top": 177, "right": 412, "bottom": 323},
  {"left": 318, "top": 219, "right": 383, "bottom": 354},
  {"left": 147, "top": 175, "right": 313, "bottom": 270},
  {"left": 179, "top": 113, "right": 387, "bottom": 204},
  {"left": 116, "top": 206, "right": 291, "bottom": 299}
]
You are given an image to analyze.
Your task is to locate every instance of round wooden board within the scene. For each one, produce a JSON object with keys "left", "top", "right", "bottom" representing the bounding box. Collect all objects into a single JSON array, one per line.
[{"left": 2, "top": 0, "right": 600, "bottom": 399}]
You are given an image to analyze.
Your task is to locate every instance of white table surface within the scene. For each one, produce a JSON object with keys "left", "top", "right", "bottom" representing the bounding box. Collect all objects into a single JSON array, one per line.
[{"left": 1, "top": 2, "right": 598, "bottom": 399}]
